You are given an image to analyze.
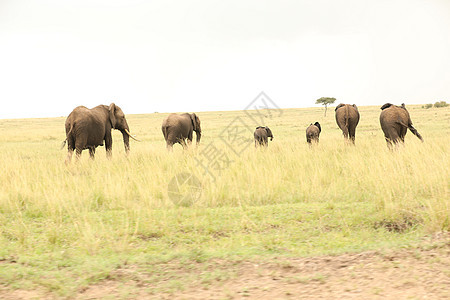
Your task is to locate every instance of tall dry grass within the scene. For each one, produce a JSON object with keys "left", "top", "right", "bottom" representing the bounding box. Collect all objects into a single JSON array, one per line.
[{"left": 0, "top": 105, "right": 448, "bottom": 256}]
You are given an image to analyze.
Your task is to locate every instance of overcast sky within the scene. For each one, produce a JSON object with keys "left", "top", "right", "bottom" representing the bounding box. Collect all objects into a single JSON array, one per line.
[{"left": 0, "top": 0, "right": 449, "bottom": 119}]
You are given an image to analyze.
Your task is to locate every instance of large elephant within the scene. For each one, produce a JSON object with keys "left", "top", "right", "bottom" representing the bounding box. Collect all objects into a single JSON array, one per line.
[
  {"left": 161, "top": 113, "right": 201, "bottom": 150},
  {"left": 335, "top": 103, "right": 360, "bottom": 144},
  {"left": 306, "top": 122, "right": 321, "bottom": 144},
  {"left": 62, "top": 103, "right": 138, "bottom": 163},
  {"left": 379, "top": 103, "right": 423, "bottom": 148},
  {"left": 254, "top": 126, "right": 273, "bottom": 147}
]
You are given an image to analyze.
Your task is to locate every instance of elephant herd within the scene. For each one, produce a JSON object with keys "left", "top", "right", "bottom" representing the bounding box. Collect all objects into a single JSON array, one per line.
[
  {"left": 303, "top": 103, "right": 360, "bottom": 146},
  {"left": 303, "top": 103, "right": 423, "bottom": 147},
  {"left": 62, "top": 102, "right": 423, "bottom": 163}
]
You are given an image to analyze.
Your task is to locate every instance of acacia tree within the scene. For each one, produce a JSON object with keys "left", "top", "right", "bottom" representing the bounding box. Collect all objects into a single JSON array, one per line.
[{"left": 315, "top": 97, "right": 336, "bottom": 117}]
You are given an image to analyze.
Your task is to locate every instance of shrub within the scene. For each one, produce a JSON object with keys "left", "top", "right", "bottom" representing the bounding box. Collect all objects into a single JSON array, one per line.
[
  {"left": 423, "top": 104, "right": 433, "bottom": 109},
  {"left": 434, "top": 101, "right": 448, "bottom": 108}
]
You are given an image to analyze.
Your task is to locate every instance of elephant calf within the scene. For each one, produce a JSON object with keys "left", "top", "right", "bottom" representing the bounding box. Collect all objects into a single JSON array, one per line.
[
  {"left": 62, "top": 103, "right": 139, "bottom": 163},
  {"left": 335, "top": 103, "right": 360, "bottom": 144},
  {"left": 254, "top": 126, "right": 273, "bottom": 147},
  {"left": 162, "top": 113, "right": 201, "bottom": 151},
  {"left": 380, "top": 103, "right": 423, "bottom": 148},
  {"left": 306, "top": 122, "right": 321, "bottom": 144}
]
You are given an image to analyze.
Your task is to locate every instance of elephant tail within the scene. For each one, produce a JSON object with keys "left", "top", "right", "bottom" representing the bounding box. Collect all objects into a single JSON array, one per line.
[
  {"left": 396, "top": 118, "right": 424, "bottom": 142},
  {"left": 61, "top": 123, "right": 74, "bottom": 149},
  {"left": 408, "top": 124, "right": 424, "bottom": 142},
  {"left": 162, "top": 125, "right": 169, "bottom": 141},
  {"left": 343, "top": 105, "right": 350, "bottom": 136}
]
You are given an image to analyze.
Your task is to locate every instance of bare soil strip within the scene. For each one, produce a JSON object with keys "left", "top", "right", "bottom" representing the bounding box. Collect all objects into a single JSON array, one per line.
[{"left": 2, "top": 234, "right": 449, "bottom": 299}]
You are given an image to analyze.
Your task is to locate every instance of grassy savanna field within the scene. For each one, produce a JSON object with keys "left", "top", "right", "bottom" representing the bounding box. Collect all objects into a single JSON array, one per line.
[{"left": 0, "top": 104, "right": 448, "bottom": 298}]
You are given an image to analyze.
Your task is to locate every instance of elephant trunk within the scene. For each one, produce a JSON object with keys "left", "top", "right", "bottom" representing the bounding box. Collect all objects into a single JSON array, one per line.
[
  {"left": 122, "top": 130, "right": 130, "bottom": 154},
  {"left": 196, "top": 130, "right": 201, "bottom": 145},
  {"left": 121, "top": 120, "right": 131, "bottom": 154}
]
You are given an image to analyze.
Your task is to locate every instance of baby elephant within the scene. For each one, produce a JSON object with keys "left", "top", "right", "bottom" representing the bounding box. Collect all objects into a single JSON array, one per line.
[
  {"left": 254, "top": 126, "right": 273, "bottom": 147},
  {"left": 306, "top": 122, "right": 321, "bottom": 144}
]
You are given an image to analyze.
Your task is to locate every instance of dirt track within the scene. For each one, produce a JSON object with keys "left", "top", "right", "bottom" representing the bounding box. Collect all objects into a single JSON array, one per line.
[
  {"left": 82, "top": 233, "right": 449, "bottom": 299},
  {"left": 2, "top": 233, "right": 449, "bottom": 299}
]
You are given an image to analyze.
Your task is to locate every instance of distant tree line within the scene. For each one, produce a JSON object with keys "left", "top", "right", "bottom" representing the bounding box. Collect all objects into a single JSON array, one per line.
[{"left": 422, "top": 101, "right": 448, "bottom": 109}]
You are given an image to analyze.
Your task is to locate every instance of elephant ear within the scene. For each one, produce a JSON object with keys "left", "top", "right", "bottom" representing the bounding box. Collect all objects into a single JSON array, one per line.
[
  {"left": 380, "top": 103, "right": 392, "bottom": 110},
  {"left": 109, "top": 103, "right": 117, "bottom": 128},
  {"left": 190, "top": 113, "right": 200, "bottom": 131},
  {"left": 315, "top": 122, "right": 321, "bottom": 132},
  {"left": 265, "top": 127, "right": 273, "bottom": 140},
  {"left": 195, "top": 114, "right": 201, "bottom": 131},
  {"left": 335, "top": 103, "right": 345, "bottom": 111}
]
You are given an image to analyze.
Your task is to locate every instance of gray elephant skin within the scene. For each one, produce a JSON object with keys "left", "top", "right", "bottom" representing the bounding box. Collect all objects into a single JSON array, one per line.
[
  {"left": 161, "top": 113, "right": 201, "bottom": 150},
  {"left": 306, "top": 122, "right": 321, "bottom": 144},
  {"left": 63, "top": 103, "right": 137, "bottom": 163},
  {"left": 379, "top": 103, "right": 423, "bottom": 148},
  {"left": 335, "top": 103, "right": 360, "bottom": 144},
  {"left": 254, "top": 126, "right": 273, "bottom": 147}
]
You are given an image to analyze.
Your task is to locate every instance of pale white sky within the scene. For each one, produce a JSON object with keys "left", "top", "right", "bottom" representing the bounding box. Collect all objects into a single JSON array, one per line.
[{"left": 1, "top": 0, "right": 449, "bottom": 118}]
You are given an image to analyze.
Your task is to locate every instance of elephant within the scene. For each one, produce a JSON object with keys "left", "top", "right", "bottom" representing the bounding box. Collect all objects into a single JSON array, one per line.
[
  {"left": 254, "top": 126, "right": 273, "bottom": 147},
  {"left": 306, "top": 122, "right": 321, "bottom": 144},
  {"left": 62, "top": 103, "right": 138, "bottom": 163},
  {"left": 379, "top": 103, "right": 423, "bottom": 148},
  {"left": 161, "top": 113, "right": 201, "bottom": 150},
  {"left": 335, "top": 103, "right": 360, "bottom": 144}
]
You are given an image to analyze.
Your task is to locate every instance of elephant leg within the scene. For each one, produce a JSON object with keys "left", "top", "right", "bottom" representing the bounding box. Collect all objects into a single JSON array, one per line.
[
  {"left": 105, "top": 150, "right": 112, "bottom": 159},
  {"left": 89, "top": 147, "right": 96, "bottom": 160},
  {"left": 180, "top": 139, "right": 188, "bottom": 149},
  {"left": 342, "top": 132, "right": 349, "bottom": 141},
  {"left": 187, "top": 132, "right": 193, "bottom": 146},
  {"left": 399, "top": 127, "right": 407, "bottom": 143},
  {"left": 74, "top": 139, "right": 84, "bottom": 161},
  {"left": 65, "top": 149, "right": 74, "bottom": 164},
  {"left": 349, "top": 127, "right": 356, "bottom": 144},
  {"left": 341, "top": 125, "right": 349, "bottom": 140},
  {"left": 166, "top": 141, "right": 174, "bottom": 152},
  {"left": 105, "top": 133, "right": 113, "bottom": 159},
  {"left": 385, "top": 137, "right": 394, "bottom": 150},
  {"left": 389, "top": 130, "right": 400, "bottom": 144},
  {"left": 65, "top": 139, "right": 75, "bottom": 164},
  {"left": 75, "top": 148, "right": 83, "bottom": 160},
  {"left": 344, "top": 131, "right": 349, "bottom": 139},
  {"left": 105, "top": 141, "right": 112, "bottom": 159},
  {"left": 385, "top": 128, "right": 401, "bottom": 149}
]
